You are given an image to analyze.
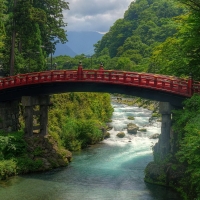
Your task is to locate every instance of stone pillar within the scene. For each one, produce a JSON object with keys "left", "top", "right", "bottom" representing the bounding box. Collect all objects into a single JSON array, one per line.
[
  {"left": 154, "top": 102, "right": 173, "bottom": 161},
  {"left": 169, "top": 106, "right": 181, "bottom": 155},
  {"left": 24, "top": 106, "right": 33, "bottom": 136},
  {"left": 0, "top": 100, "right": 20, "bottom": 132},
  {"left": 39, "top": 105, "right": 48, "bottom": 136},
  {"left": 22, "top": 95, "right": 50, "bottom": 137}
]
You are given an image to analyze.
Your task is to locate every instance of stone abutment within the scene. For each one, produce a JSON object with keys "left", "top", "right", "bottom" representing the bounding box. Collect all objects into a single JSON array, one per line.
[{"left": 22, "top": 95, "right": 50, "bottom": 137}]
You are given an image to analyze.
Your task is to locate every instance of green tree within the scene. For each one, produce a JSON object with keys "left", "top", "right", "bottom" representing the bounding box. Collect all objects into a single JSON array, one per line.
[
  {"left": 173, "top": 95, "right": 200, "bottom": 198},
  {"left": 94, "top": 0, "right": 184, "bottom": 72},
  {"left": 2, "top": 0, "right": 69, "bottom": 74},
  {"left": 148, "top": 0, "right": 200, "bottom": 80},
  {"left": 0, "top": 0, "right": 7, "bottom": 59}
]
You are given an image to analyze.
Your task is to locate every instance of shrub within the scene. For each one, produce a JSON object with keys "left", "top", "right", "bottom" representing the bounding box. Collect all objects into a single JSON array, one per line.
[
  {"left": 61, "top": 118, "right": 103, "bottom": 151},
  {"left": 16, "top": 156, "right": 43, "bottom": 173},
  {"left": 0, "top": 159, "right": 17, "bottom": 180},
  {"left": 0, "top": 131, "right": 26, "bottom": 160}
]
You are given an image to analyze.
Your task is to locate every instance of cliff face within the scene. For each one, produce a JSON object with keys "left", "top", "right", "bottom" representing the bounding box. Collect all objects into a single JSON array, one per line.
[
  {"left": 144, "top": 102, "right": 186, "bottom": 196},
  {"left": 144, "top": 130, "right": 187, "bottom": 197},
  {"left": 144, "top": 161, "right": 186, "bottom": 188}
]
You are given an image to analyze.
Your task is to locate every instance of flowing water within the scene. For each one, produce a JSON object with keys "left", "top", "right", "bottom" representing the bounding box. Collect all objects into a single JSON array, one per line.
[{"left": 0, "top": 100, "right": 181, "bottom": 200}]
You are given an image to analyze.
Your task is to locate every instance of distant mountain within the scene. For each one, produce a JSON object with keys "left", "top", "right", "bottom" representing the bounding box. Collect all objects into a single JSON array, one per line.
[
  {"left": 54, "top": 31, "right": 104, "bottom": 57},
  {"left": 54, "top": 43, "right": 77, "bottom": 57}
]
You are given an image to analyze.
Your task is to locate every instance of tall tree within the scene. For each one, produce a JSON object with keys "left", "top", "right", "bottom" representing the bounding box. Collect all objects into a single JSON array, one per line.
[
  {"left": 149, "top": 0, "right": 200, "bottom": 79},
  {"left": 0, "top": 0, "right": 7, "bottom": 59},
  {"left": 178, "top": 0, "right": 200, "bottom": 11},
  {"left": 2, "top": 0, "right": 69, "bottom": 74}
]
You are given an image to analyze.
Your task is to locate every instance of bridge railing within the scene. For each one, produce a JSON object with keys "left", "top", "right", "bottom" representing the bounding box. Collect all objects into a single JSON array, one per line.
[
  {"left": 81, "top": 70, "right": 191, "bottom": 96},
  {"left": 0, "top": 68, "right": 198, "bottom": 97}
]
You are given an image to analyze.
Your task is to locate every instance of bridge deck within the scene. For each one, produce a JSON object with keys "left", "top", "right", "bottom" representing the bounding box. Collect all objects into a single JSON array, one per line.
[{"left": 0, "top": 69, "right": 199, "bottom": 98}]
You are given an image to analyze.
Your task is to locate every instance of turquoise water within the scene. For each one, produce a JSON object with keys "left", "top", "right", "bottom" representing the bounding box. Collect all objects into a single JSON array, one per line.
[{"left": 0, "top": 102, "right": 181, "bottom": 200}]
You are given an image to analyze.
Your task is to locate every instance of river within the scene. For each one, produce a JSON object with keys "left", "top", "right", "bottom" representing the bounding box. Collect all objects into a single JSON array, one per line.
[{"left": 0, "top": 100, "right": 181, "bottom": 200}]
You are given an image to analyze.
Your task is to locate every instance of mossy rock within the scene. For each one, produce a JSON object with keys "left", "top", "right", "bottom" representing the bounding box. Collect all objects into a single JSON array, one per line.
[
  {"left": 127, "top": 123, "right": 139, "bottom": 134},
  {"left": 104, "top": 132, "right": 110, "bottom": 139},
  {"left": 138, "top": 128, "right": 147, "bottom": 132},
  {"left": 149, "top": 133, "right": 160, "bottom": 139},
  {"left": 106, "top": 126, "right": 113, "bottom": 131},
  {"left": 128, "top": 116, "right": 135, "bottom": 120},
  {"left": 152, "top": 113, "right": 160, "bottom": 117},
  {"left": 116, "top": 132, "right": 125, "bottom": 138}
]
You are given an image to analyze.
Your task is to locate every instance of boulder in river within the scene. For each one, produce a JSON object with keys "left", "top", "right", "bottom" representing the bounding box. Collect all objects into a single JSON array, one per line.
[
  {"left": 106, "top": 125, "right": 113, "bottom": 131},
  {"left": 116, "top": 132, "right": 125, "bottom": 138},
  {"left": 127, "top": 123, "right": 139, "bottom": 134},
  {"left": 104, "top": 132, "right": 110, "bottom": 139},
  {"left": 138, "top": 128, "right": 147, "bottom": 132},
  {"left": 149, "top": 133, "right": 160, "bottom": 139}
]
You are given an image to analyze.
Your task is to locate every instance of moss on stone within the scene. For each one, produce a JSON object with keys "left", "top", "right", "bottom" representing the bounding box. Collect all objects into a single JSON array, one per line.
[{"left": 128, "top": 116, "right": 135, "bottom": 120}]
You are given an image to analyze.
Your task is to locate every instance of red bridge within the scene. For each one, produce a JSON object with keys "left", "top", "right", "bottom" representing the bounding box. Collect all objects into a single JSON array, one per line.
[{"left": 0, "top": 64, "right": 200, "bottom": 106}]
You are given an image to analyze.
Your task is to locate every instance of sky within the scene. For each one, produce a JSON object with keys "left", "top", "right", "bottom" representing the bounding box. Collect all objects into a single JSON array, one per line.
[{"left": 63, "top": 0, "right": 133, "bottom": 33}]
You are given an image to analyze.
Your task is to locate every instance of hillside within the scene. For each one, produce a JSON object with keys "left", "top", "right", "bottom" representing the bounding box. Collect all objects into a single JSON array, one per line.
[{"left": 94, "top": 0, "right": 185, "bottom": 72}]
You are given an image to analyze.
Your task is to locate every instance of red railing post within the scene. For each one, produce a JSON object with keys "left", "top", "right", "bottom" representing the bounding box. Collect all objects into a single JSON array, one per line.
[
  {"left": 109, "top": 71, "right": 111, "bottom": 81},
  {"left": 170, "top": 80, "right": 173, "bottom": 90},
  {"left": 138, "top": 74, "right": 141, "bottom": 85},
  {"left": 38, "top": 73, "right": 41, "bottom": 82},
  {"left": 188, "top": 74, "right": 193, "bottom": 96},
  {"left": 99, "top": 62, "right": 104, "bottom": 71},
  {"left": 98, "top": 63, "right": 104, "bottom": 80},
  {"left": 77, "top": 61, "right": 83, "bottom": 80},
  {"left": 64, "top": 70, "right": 66, "bottom": 80},
  {"left": 154, "top": 76, "right": 157, "bottom": 87},
  {"left": 123, "top": 72, "right": 126, "bottom": 83}
]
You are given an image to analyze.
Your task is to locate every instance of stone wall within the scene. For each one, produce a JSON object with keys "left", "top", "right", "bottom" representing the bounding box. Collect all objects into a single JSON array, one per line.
[{"left": 0, "top": 100, "right": 20, "bottom": 132}]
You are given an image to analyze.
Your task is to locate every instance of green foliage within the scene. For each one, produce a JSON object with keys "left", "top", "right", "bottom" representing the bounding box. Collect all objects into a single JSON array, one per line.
[
  {"left": 0, "top": 0, "right": 7, "bottom": 58},
  {"left": 148, "top": 1, "right": 200, "bottom": 80},
  {"left": 1, "top": 0, "right": 69, "bottom": 74},
  {"left": 173, "top": 95, "right": 200, "bottom": 198},
  {"left": 61, "top": 118, "right": 103, "bottom": 151},
  {"left": 0, "top": 159, "right": 17, "bottom": 180},
  {"left": 48, "top": 93, "right": 113, "bottom": 151},
  {"left": 0, "top": 131, "right": 26, "bottom": 160},
  {"left": 94, "top": 0, "right": 184, "bottom": 72},
  {"left": 0, "top": 130, "right": 43, "bottom": 179},
  {"left": 33, "top": 147, "right": 43, "bottom": 156},
  {"left": 16, "top": 156, "right": 43, "bottom": 174}
]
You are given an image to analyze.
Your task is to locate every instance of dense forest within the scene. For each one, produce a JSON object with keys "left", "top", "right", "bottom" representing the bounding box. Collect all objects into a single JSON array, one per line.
[{"left": 1, "top": 0, "right": 200, "bottom": 199}]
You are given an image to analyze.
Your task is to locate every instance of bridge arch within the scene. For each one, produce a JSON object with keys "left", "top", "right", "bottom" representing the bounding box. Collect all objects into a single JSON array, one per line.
[
  {"left": 0, "top": 66, "right": 198, "bottom": 107},
  {"left": 8, "top": 81, "right": 186, "bottom": 107}
]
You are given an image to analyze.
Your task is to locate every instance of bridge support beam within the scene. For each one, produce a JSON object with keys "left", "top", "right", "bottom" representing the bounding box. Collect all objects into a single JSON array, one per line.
[
  {"left": 0, "top": 100, "right": 20, "bottom": 132},
  {"left": 22, "top": 95, "right": 50, "bottom": 137},
  {"left": 154, "top": 102, "right": 174, "bottom": 161}
]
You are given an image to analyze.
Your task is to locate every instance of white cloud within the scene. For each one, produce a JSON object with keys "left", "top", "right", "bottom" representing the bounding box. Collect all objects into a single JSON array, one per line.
[{"left": 63, "top": 0, "right": 133, "bottom": 32}]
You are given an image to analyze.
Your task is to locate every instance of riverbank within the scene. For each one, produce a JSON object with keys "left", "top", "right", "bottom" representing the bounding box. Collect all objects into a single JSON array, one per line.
[
  {"left": 0, "top": 132, "right": 72, "bottom": 180},
  {"left": 0, "top": 92, "right": 113, "bottom": 181}
]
